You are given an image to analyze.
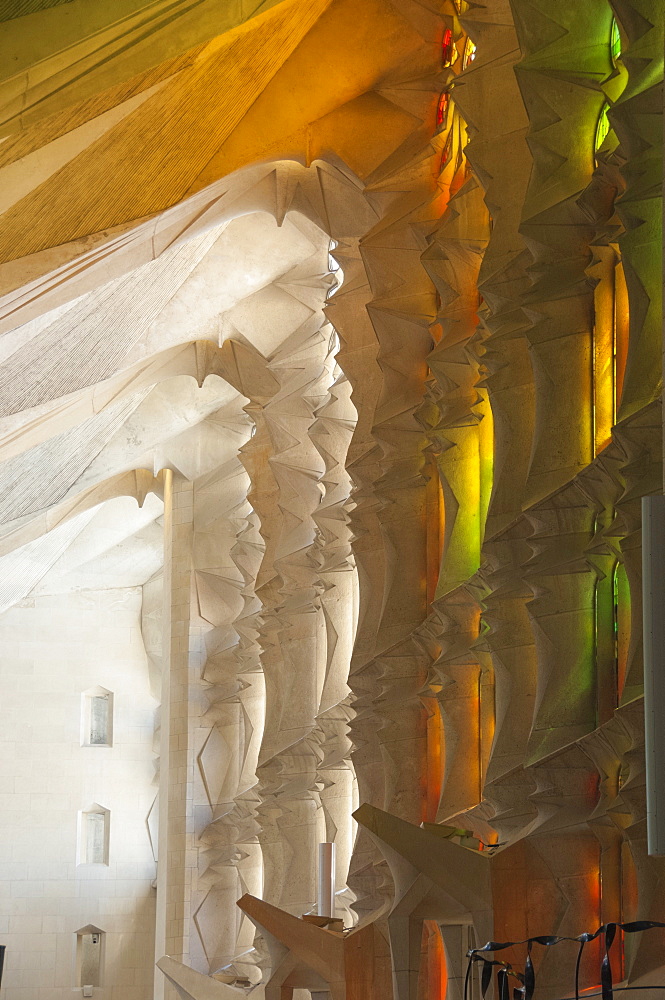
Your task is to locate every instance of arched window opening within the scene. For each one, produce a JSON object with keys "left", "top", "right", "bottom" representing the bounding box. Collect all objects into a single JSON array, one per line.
[
  {"left": 592, "top": 250, "right": 629, "bottom": 454},
  {"left": 75, "top": 926, "right": 104, "bottom": 989},
  {"left": 595, "top": 102, "right": 611, "bottom": 154},
  {"left": 78, "top": 805, "right": 110, "bottom": 866},
  {"left": 592, "top": 276, "right": 613, "bottom": 455},
  {"left": 81, "top": 687, "right": 113, "bottom": 747},
  {"left": 595, "top": 557, "right": 631, "bottom": 723},
  {"left": 462, "top": 37, "right": 477, "bottom": 70},
  {"left": 436, "top": 90, "right": 451, "bottom": 131},
  {"left": 611, "top": 18, "right": 621, "bottom": 67},
  {"left": 441, "top": 28, "right": 455, "bottom": 68}
]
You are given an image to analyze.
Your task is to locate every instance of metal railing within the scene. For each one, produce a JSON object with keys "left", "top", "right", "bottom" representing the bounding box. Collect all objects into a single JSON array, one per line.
[{"left": 465, "top": 921, "right": 665, "bottom": 1000}]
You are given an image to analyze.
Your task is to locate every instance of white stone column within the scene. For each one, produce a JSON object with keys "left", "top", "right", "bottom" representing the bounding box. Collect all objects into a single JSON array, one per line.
[
  {"left": 317, "top": 842, "right": 336, "bottom": 918},
  {"left": 154, "top": 470, "right": 196, "bottom": 999}
]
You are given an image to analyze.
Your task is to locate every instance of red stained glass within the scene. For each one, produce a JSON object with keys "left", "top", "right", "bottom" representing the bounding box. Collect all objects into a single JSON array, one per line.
[
  {"left": 441, "top": 28, "right": 454, "bottom": 67},
  {"left": 440, "top": 139, "right": 452, "bottom": 171},
  {"left": 436, "top": 91, "right": 450, "bottom": 129}
]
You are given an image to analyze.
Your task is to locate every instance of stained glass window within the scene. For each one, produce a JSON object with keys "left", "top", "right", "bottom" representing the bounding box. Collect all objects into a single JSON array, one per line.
[
  {"left": 462, "top": 37, "right": 476, "bottom": 70},
  {"left": 436, "top": 91, "right": 450, "bottom": 130},
  {"left": 595, "top": 102, "right": 611, "bottom": 152},
  {"left": 441, "top": 28, "right": 455, "bottom": 67},
  {"left": 440, "top": 133, "right": 453, "bottom": 171},
  {"left": 610, "top": 18, "right": 621, "bottom": 66}
]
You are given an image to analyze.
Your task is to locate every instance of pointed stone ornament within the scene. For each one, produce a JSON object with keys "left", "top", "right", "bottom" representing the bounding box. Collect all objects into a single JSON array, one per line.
[
  {"left": 157, "top": 956, "right": 251, "bottom": 999},
  {"left": 353, "top": 803, "right": 493, "bottom": 1000},
  {"left": 237, "top": 893, "right": 392, "bottom": 1000}
]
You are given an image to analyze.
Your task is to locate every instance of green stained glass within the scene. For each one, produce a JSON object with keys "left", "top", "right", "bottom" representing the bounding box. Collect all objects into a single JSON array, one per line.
[
  {"left": 610, "top": 18, "right": 621, "bottom": 66},
  {"left": 595, "top": 102, "right": 611, "bottom": 152}
]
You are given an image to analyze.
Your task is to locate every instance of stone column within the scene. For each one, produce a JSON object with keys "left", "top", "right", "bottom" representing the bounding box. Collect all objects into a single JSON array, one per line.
[{"left": 154, "top": 470, "right": 196, "bottom": 999}]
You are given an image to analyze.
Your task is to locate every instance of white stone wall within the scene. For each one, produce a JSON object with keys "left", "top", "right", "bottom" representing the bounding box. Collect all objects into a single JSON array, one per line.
[{"left": 0, "top": 588, "right": 157, "bottom": 1000}]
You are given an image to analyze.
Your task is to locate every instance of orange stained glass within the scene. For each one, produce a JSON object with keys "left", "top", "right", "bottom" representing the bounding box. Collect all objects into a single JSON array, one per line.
[
  {"left": 592, "top": 247, "right": 616, "bottom": 455},
  {"left": 593, "top": 249, "right": 630, "bottom": 453},
  {"left": 593, "top": 326, "right": 613, "bottom": 455},
  {"left": 478, "top": 387, "right": 493, "bottom": 562},
  {"left": 436, "top": 90, "right": 451, "bottom": 130},
  {"left": 441, "top": 28, "right": 455, "bottom": 67}
]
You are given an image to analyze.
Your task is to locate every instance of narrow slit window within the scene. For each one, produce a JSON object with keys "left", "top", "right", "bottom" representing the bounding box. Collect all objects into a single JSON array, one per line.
[
  {"left": 78, "top": 805, "right": 110, "bottom": 866},
  {"left": 82, "top": 688, "right": 113, "bottom": 747},
  {"left": 595, "top": 102, "right": 611, "bottom": 153},
  {"left": 90, "top": 695, "right": 110, "bottom": 745},
  {"left": 614, "top": 561, "right": 631, "bottom": 703},
  {"left": 76, "top": 927, "right": 104, "bottom": 988},
  {"left": 86, "top": 812, "right": 105, "bottom": 864}
]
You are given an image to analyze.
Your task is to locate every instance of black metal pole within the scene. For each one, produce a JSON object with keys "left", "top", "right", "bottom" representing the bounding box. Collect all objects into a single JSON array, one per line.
[{"left": 0, "top": 944, "right": 5, "bottom": 988}]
